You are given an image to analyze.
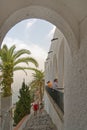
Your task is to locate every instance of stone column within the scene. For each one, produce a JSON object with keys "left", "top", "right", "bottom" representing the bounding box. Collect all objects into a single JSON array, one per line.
[
  {"left": 0, "top": 90, "right": 2, "bottom": 130},
  {"left": 64, "top": 18, "right": 87, "bottom": 130},
  {"left": 1, "top": 96, "right": 12, "bottom": 130}
]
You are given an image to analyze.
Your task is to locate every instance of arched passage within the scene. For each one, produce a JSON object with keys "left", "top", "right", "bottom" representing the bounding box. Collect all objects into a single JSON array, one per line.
[
  {"left": 0, "top": 4, "right": 79, "bottom": 55},
  {"left": 49, "top": 61, "right": 53, "bottom": 81},
  {"left": 53, "top": 54, "right": 58, "bottom": 79},
  {"left": 58, "top": 38, "right": 64, "bottom": 88},
  {"left": 0, "top": 2, "right": 82, "bottom": 130}
]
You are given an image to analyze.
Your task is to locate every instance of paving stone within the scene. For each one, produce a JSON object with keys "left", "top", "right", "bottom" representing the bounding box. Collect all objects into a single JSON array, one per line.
[{"left": 23, "top": 110, "right": 57, "bottom": 130}]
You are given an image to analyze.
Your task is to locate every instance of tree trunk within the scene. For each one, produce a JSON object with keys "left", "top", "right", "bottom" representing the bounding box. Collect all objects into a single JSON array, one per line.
[{"left": 39, "top": 86, "right": 42, "bottom": 102}]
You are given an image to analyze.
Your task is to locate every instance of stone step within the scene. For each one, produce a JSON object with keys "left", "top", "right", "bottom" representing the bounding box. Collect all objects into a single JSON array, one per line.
[
  {"left": 25, "top": 125, "right": 56, "bottom": 130},
  {"left": 23, "top": 110, "right": 57, "bottom": 130}
]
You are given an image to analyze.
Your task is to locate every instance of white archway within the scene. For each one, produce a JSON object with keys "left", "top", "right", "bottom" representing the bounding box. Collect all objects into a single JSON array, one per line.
[
  {"left": 0, "top": 2, "right": 83, "bottom": 130},
  {"left": 58, "top": 38, "right": 64, "bottom": 88},
  {"left": 0, "top": 5, "right": 79, "bottom": 55},
  {"left": 53, "top": 54, "right": 58, "bottom": 79}
]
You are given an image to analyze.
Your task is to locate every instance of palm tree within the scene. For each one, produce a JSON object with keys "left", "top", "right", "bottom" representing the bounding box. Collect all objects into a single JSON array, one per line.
[
  {"left": 0, "top": 44, "right": 38, "bottom": 96},
  {"left": 29, "top": 69, "right": 44, "bottom": 102}
]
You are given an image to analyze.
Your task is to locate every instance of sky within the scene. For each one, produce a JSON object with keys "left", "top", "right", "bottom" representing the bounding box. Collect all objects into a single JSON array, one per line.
[{"left": 2, "top": 18, "right": 56, "bottom": 103}]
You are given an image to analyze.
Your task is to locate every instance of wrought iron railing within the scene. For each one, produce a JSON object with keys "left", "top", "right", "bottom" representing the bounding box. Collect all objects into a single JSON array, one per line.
[{"left": 45, "top": 86, "right": 64, "bottom": 113}]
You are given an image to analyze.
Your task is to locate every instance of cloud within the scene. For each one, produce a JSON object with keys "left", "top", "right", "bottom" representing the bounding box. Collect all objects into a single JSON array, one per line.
[
  {"left": 48, "top": 26, "right": 56, "bottom": 39},
  {"left": 24, "top": 19, "right": 37, "bottom": 39},
  {"left": 2, "top": 36, "right": 47, "bottom": 70},
  {"left": 26, "top": 19, "right": 37, "bottom": 29},
  {"left": 29, "top": 44, "right": 47, "bottom": 59},
  {"left": 2, "top": 36, "right": 47, "bottom": 103},
  {"left": 28, "top": 43, "right": 47, "bottom": 70}
]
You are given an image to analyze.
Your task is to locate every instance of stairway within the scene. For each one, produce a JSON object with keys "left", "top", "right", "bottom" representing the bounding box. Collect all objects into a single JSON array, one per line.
[{"left": 23, "top": 110, "right": 57, "bottom": 130}]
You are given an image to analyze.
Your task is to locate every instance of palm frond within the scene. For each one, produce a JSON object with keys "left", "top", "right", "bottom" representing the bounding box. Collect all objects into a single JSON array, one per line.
[
  {"left": 0, "top": 44, "right": 38, "bottom": 96},
  {"left": 13, "top": 49, "right": 31, "bottom": 59},
  {"left": 13, "top": 66, "right": 27, "bottom": 75},
  {"left": 14, "top": 57, "right": 38, "bottom": 67},
  {"left": 9, "top": 45, "right": 16, "bottom": 57}
]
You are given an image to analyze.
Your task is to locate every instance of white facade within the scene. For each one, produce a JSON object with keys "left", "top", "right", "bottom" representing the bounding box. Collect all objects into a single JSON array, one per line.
[
  {"left": 45, "top": 29, "right": 66, "bottom": 87},
  {"left": 0, "top": 0, "right": 87, "bottom": 130}
]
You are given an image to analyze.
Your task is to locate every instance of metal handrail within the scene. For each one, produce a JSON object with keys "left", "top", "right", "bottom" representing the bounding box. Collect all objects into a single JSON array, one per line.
[{"left": 45, "top": 86, "right": 64, "bottom": 113}]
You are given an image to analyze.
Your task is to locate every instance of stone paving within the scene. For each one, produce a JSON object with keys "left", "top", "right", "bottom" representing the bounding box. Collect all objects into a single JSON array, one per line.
[{"left": 23, "top": 110, "right": 57, "bottom": 130}]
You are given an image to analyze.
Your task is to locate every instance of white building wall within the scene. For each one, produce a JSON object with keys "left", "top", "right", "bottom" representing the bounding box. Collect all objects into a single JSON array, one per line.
[{"left": 45, "top": 28, "right": 65, "bottom": 86}]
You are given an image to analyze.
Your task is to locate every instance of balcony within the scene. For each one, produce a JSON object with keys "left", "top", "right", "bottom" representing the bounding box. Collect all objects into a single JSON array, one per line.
[{"left": 45, "top": 86, "right": 64, "bottom": 113}]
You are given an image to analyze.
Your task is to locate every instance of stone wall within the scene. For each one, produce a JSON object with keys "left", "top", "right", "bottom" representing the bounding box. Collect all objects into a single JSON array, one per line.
[
  {"left": 45, "top": 25, "right": 87, "bottom": 130},
  {"left": 64, "top": 16, "right": 87, "bottom": 130}
]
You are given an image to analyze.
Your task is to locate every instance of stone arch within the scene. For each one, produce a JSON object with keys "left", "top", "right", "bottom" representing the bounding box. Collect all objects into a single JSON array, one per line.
[
  {"left": 57, "top": 36, "right": 72, "bottom": 88},
  {"left": 49, "top": 60, "right": 53, "bottom": 81},
  {"left": 63, "top": 38, "right": 72, "bottom": 88},
  {"left": 45, "top": 62, "right": 49, "bottom": 83},
  {"left": 46, "top": 63, "right": 50, "bottom": 82},
  {"left": 53, "top": 54, "right": 58, "bottom": 80},
  {"left": 0, "top": 4, "right": 79, "bottom": 55},
  {"left": 57, "top": 38, "right": 64, "bottom": 88}
]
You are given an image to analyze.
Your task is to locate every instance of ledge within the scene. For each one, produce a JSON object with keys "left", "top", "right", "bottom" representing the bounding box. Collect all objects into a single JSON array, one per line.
[{"left": 45, "top": 89, "right": 64, "bottom": 122}]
